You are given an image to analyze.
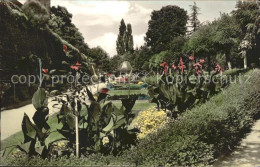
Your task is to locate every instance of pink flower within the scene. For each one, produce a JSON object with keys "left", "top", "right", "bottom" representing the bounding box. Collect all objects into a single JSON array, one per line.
[
  {"left": 193, "top": 63, "right": 202, "bottom": 75},
  {"left": 163, "top": 65, "right": 169, "bottom": 75},
  {"left": 76, "top": 61, "right": 82, "bottom": 66},
  {"left": 172, "top": 64, "right": 177, "bottom": 69},
  {"left": 70, "top": 65, "right": 79, "bottom": 71},
  {"left": 178, "top": 57, "right": 186, "bottom": 73},
  {"left": 215, "top": 63, "right": 222, "bottom": 74},
  {"left": 199, "top": 59, "right": 205, "bottom": 64},
  {"left": 189, "top": 55, "right": 194, "bottom": 60},
  {"left": 42, "top": 68, "right": 48, "bottom": 74}
]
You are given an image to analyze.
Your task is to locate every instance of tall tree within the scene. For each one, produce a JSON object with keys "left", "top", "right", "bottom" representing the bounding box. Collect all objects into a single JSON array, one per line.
[
  {"left": 124, "top": 24, "right": 134, "bottom": 53},
  {"left": 89, "top": 47, "right": 110, "bottom": 71},
  {"left": 116, "top": 19, "right": 126, "bottom": 55},
  {"left": 189, "top": 2, "right": 200, "bottom": 33},
  {"left": 212, "top": 13, "right": 240, "bottom": 69},
  {"left": 48, "top": 6, "right": 89, "bottom": 54},
  {"left": 232, "top": 1, "right": 260, "bottom": 69},
  {"left": 145, "top": 5, "right": 188, "bottom": 54},
  {"left": 184, "top": 23, "right": 216, "bottom": 72}
]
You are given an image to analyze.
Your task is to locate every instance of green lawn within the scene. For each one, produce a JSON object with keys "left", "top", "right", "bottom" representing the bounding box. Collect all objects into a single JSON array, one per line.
[{"left": 108, "top": 89, "right": 148, "bottom": 96}]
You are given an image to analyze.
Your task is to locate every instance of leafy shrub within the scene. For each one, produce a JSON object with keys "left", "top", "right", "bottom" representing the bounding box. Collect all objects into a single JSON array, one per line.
[{"left": 119, "top": 69, "right": 260, "bottom": 166}]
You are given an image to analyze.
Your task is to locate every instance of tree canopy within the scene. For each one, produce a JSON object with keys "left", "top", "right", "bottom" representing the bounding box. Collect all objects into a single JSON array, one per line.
[{"left": 145, "top": 5, "right": 188, "bottom": 54}]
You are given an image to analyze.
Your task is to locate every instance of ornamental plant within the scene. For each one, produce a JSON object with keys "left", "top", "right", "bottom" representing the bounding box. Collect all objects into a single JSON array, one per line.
[
  {"left": 148, "top": 55, "right": 226, "bottom": 118},
  {"left": 54, "top": 86, "right": 139, "bottom": 156},
  {"left": 132, "top": 107, "right": 169, "bottom": 139}
]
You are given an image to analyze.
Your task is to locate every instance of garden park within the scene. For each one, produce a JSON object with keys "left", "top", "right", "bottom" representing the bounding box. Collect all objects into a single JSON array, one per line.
[{"left": 0, "top": 0, "right": 260, "bottom": 166}]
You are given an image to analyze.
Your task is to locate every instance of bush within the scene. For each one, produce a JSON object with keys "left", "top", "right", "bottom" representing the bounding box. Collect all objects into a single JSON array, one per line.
[{"left": 119, "top": 69, "right": 260, "bottom": 166}]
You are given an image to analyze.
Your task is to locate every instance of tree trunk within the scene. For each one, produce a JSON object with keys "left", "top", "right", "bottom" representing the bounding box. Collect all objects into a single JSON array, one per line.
[
  {"left": 75, "top": 115, "right": 79, "bottom": 157},
  {"left": 242, "top": 50, "right": 247, "bottom": 69},
  {"left": 225, "top": 52, "right": 232, "bottom": 70}
]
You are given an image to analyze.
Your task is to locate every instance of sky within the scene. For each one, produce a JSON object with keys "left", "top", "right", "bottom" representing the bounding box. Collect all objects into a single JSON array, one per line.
[{"left": 19, "top": 0, "right": 238, "bottom": 57}]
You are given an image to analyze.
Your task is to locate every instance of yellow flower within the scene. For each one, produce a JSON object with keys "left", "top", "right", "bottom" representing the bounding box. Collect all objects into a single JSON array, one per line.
[
  {"left": 137, "top": 81, "right": 144, "bottom": 85},
  {"left": 93, "top": 94, "right": 98, "bottom": 101},
  {"left": 132, "top": 107, "right": 169, "bottom": 139},
  {"left": 102, "top": 136, "right": 109, "bottom": 145}
]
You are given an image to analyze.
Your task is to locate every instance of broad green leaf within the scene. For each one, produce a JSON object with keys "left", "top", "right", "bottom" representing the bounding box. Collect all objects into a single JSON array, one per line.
[
  {"left": 22, "top": 113, "right": 36, "bottom": 141},
  {"left": 32, "top": 88, "right": 47, "bottom": 110},
  {"left": 103, "top": 118, "right": 114, "bottom": 132},
  {"left": 45, "top": 131, "right": 66, "bottom": 147},
  {"left": 2, "top": 146, "right": 17, "bottom": 157},
  {"left": 19, "top": 141, "right": 32, "bottom": 153},
  {"left": 35, "top": 146, "right": 45, "bottom": 155}
]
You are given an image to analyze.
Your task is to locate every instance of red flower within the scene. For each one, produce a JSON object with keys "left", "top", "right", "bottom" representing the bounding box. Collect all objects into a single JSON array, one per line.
[
  {"left": 101, "top": 88, "right": 109, "bottom": 94},
  {"left": 215, "top": 63, "right": 222, "bottom": 74},
  {"left": 199, "top": 59, "right": 205, "bottom": 64},
  {"left": 172, "top": 64, "right": 177, "bottom": 69},
  {"left": 160, "top": 62, "right": 167, "bottom": 67},
  {"left": 63, "top": 44, "right": 68, "bottom": 52},
  {"left": 76, "top": 61, "right": 82, "bottom": 66},
  {"left": 42, "top": 68, "right": 48, "bottom": 74},
  {"left": 70, "top": 65, "right": 79, "bottom": 71},
  {"left": 189, "top": 55, "right": 194, "bottom": 60},
  {"left": 178, "top": 57, "right": 186, "bottom": 73},
  {"left": 193, "top": 63, "right": 202, "bottom": 75},
  {"left": 163, "top": 65, "right": 169, "bottom": 75}
]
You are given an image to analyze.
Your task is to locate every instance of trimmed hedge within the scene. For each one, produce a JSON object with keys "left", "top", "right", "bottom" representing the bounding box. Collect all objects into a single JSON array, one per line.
[
  {"left": 120, "top": 69, "right": 260, "bottom": 166},
  {"left": 2, "top": 69, "right": 260, "bottom": 166}
]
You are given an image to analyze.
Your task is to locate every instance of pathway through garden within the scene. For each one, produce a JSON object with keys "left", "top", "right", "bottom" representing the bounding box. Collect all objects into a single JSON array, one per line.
[
  {"left": 214, "top": 119, "right": 260, "bottom": 167},
  {"left": 1, "top": 83, "right": 106, "bottom": 140}
]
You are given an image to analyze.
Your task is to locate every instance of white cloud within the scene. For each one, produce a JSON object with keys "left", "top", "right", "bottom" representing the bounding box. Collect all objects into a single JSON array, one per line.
[
  {"left": 89, "top": 32, "right": 117, "bottom": 57},
  {"left": 133, "top": 34, "right": 145, "bottom": 49},
  {"left": 52, "top": 1, "right": 131, "bottom": 26}
]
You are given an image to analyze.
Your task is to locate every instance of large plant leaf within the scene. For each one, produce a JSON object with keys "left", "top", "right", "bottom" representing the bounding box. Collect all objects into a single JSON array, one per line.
[
  {"left": 97, "top": 93, "right": 108, "bottom": 103},
  {"left": 103, "top": 118, "right": 114, "bottom": 132},
  {"left": 45, "top": 131, "right": 66, "bottom": 148},
  {"left": 35, "top": 145, "right": 45, "bottom": 155},
  {"left": 121, "top": 96, "right": 138, "bottom": 114},
  {"left": 18, "top": 141, "right": 32, "bottom": 154},
  {"left": 2, "top": 146, "right": 17, "bottom": 157},
  {"left": 32, "top": 88, "right": 47, "bottom": 110},
  {"left": 86, "top": 87, "right": 95, "bottom": 101},
  {"left": 89, "top": 101, "right": 101, "bottom": 123},
  {"left": 22, "top": 113, "right": 36, "bottom": 142},
  {"left": 33, "top": 108, "right": 50, "bottom": 130}
]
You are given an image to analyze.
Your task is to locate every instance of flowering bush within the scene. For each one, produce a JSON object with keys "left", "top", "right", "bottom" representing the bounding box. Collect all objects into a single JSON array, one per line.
[
  {"left": 148, "top": 55, "right": 225, "bottom": 117},
  {"left": 132, "top": 107, "right": 169, "bottom": 139}
]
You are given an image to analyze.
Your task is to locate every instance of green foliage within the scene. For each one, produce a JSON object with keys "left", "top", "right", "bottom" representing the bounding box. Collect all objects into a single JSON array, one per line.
[
  {"left": 22, "top": 0, "right": 49, "bottom": 28},
  {"left": 119, "top": 69, "right": 260, "bottom": 166},
  {"left": 189, "top": 2, "right": 200, "bottom": 33},
  {"left": 88, "top": 47, "right": 110, "bottom": 72},
  {"left": 54, "top": 86, "right": 139, "bottom": 156},
  {"left": 116, "top": 19, "right": 134, "bottom": 55},
  {"left": 48, "top": 5, "right": 89, "bottom": 53},
  {"left": 145, "top": 5, "right": 188, "bottom": 54}
]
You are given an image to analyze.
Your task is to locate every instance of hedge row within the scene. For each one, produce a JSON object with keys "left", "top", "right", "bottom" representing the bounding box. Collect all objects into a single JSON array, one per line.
[{"left": 120, "top": 69, "right": 260, "bottom": 166}]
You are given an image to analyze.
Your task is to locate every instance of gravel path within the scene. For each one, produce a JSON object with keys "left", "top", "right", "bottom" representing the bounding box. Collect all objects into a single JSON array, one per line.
[
  {"left": 214, "top": 119, "right": 260, "bottom": 167},
  {"left": 1, "top": 83, "right": 106, "bottom": 140}
]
